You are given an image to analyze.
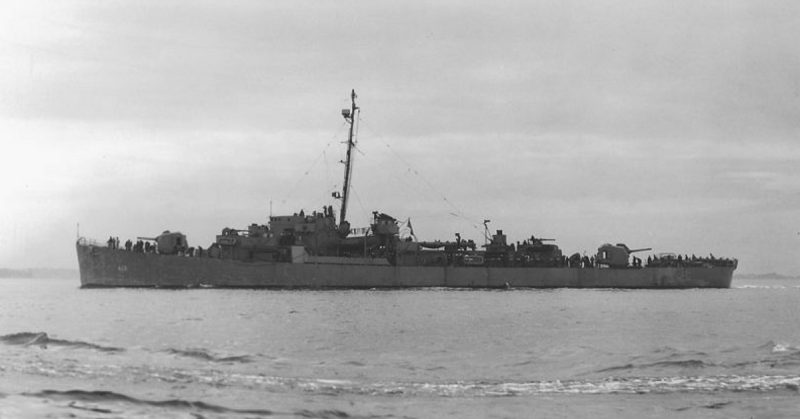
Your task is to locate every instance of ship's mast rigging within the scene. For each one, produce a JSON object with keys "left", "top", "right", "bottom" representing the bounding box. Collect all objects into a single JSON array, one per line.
[{"left": 338, "top": 89, "right": 359, "bottom": 229}]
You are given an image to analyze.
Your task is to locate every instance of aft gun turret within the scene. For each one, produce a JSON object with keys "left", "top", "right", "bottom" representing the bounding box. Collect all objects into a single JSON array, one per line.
[{"left": 596, "top": 243, "right": 652, "bottom": 268}]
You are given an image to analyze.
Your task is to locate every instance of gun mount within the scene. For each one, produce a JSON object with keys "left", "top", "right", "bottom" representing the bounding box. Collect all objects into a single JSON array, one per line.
[
  {"left": 596, "top": 243, "right": 652, "bottom": 268},
  {"left": 136, "top": 231, "right": 188, "bottom": 255}
]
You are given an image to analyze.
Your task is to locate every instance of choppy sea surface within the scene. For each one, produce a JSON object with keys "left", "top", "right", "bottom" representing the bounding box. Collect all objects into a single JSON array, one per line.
[{"left": 1, "top": 277, "right": 799, "bottom": 418}]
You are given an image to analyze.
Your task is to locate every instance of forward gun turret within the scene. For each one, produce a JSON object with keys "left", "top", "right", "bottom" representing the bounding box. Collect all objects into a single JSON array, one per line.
[{"left": 137, "top": 231, "right": 188, "bottom": 255}]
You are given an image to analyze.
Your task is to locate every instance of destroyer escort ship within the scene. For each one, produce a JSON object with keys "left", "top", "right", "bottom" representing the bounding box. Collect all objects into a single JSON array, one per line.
[{"left": 76, "top": 91, "right": 737, "bottom": 288}]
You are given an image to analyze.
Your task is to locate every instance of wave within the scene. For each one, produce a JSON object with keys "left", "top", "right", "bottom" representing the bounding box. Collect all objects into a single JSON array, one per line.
[
  {"left": 0, "top": 332, "right": 123, "bottom": 352},
  {"left": 25, "top": 389, "right": 380, "bottom": 418},
  {"left": 595, "top": 359, "right": 712, "bottom": 373},
  {"left": 758, "top": 340, "right": 799, "bottom": 353},
  {"left": 756, "top": 341, "right": 800, "bottom": 363},
  {"left": 596, "top": 341, "right": 800, "bottom": 376},
  {"left": 165, "top": 348, "right": 254, "bottom": 363},
  {"left": 734, "top": 284, "right": 800, "bottom": 290},
  {"left": 25, "top": 389, "right": 275, "bottom": 415},
  {"left": 15, "top": 376, "right": 800, "bottom": 400},
  {"left": 8, "top": 359, "right": 800, "bottom": 397},
  {"left": 649, "top": 346, "right": 709, "bottom": 358},
  {"left": 726, "top": 341, "right": 800, "bottom": 369},
  {"left": 594, "top": 345, "right": 715, "bottom": 374},
  {"left": 263, "top": 375, "right": 800, "bottom": 396}
]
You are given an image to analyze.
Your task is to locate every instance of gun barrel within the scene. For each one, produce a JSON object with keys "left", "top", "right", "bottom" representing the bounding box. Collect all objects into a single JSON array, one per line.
[{"left": 629, "top": 247, "right": 653, "bottom": 253}]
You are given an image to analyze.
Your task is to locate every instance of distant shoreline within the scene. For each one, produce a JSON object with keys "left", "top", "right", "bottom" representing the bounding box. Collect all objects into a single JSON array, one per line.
[
  {"left": 0, "top": 268, "right": 79, "bottom": 279},
  {"left": 734, "top": 272, "right": 799, "bottom": 280}
]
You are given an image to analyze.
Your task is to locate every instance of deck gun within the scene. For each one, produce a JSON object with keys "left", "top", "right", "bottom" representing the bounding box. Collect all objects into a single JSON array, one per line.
[{"left": 596, "top": 243, "right": 652, "bottom": 268}]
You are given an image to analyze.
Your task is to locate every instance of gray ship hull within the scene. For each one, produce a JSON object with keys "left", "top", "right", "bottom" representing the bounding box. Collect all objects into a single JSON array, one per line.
[{"left": 77, "top": 242, "right": 734, "bottom": 289}]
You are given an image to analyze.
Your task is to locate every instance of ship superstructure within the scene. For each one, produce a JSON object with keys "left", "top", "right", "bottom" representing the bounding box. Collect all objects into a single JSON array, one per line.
[{"left": 76, "top": 91, "right": 737, "bottom": 288}]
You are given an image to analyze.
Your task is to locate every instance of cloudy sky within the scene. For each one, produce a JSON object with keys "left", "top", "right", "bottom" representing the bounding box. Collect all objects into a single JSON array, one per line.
[{"left": 1, "top": 1, "right": 798, "bottom": 275}]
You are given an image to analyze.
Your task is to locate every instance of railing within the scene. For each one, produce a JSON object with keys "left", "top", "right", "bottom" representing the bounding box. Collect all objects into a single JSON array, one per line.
[
  {"left": 349, "top": 227, "right": 371, "bottom": 236},
  {"left": 77, "top": 237, "right": 103, "bottom": 246}
]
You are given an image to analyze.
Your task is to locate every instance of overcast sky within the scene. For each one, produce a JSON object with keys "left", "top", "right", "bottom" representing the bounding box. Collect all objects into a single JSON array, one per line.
[{"left": 1, "top": 1, "right": 798, "bottom": 275}]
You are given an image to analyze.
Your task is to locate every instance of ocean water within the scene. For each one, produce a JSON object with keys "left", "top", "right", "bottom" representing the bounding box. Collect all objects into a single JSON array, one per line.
[{"left": 1, "top": 277, "right": 799, "bottom": 418}]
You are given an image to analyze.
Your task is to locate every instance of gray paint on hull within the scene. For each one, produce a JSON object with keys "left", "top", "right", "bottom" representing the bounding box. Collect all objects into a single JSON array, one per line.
[{"left": 76, "top": 243, "right": 734, "bottom": 289}]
